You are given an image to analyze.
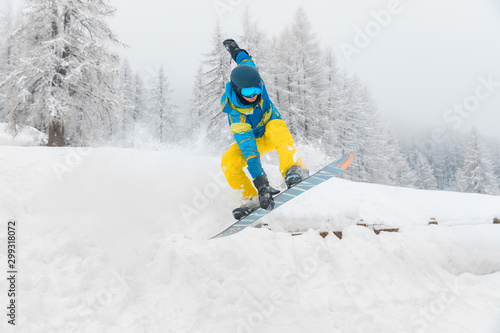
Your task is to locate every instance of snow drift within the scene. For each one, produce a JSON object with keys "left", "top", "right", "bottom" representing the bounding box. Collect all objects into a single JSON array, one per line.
[{"left": 1, "top": 141, "right": 500, "bottom": 333}]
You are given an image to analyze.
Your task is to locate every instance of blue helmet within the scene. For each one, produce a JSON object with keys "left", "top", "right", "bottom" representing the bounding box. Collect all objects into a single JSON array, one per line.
[{"left": 230, "top": 65, "right": 261, "bottom": 89}]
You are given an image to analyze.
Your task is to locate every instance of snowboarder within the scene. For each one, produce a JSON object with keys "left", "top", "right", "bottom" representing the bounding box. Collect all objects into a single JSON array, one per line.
[{"left": 220, "top": 39, "right": 309, "bottom": 220}]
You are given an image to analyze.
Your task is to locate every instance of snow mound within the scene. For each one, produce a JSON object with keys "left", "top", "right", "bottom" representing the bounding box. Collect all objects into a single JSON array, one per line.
[
  {"left": 1, "top": 146, "right": 499, "bottom": 333},
  {"left": 0, "top": 123, "right": 47, "bottom": 146}
]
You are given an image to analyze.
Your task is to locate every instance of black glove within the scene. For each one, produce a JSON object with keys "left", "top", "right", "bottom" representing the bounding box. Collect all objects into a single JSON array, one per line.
[
  {"left": 222, "top": 39, "right": 248, "bottom": 62},
  {"left": 253, "top": 174, "right": 280, "bottom": 210}
]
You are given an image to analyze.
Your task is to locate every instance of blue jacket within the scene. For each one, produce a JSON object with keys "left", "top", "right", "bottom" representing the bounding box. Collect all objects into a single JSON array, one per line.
[{"left": 221, "top": 52, "right": 281, "bottom": 179}]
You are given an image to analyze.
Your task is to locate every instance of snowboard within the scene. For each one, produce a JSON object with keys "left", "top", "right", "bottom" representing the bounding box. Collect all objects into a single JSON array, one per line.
[{"left": 210, "top": 153, "right": 354, "bottom": 239}]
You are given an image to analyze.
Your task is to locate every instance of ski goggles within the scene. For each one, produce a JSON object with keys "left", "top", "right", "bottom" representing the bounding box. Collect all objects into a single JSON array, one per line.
[{"left": 240, "top": 83, "right": 262, "bottom": 98}]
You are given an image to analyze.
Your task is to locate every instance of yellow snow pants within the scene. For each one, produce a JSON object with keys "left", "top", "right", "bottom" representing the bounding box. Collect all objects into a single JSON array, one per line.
[{"left": 221, "top": 119, "right": 304, "bottom": 199}]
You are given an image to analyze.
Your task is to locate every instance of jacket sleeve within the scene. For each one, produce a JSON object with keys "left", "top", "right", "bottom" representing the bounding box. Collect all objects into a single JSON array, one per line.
[
  {"left": 235, "top": 51, "right": 257, "bottom": 69},
  {"left": 228, "top": 112, "right": 264, "bottom": 179}
]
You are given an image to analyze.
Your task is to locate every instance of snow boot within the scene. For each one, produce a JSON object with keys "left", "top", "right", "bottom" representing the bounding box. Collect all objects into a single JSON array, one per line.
[
  {"left": 253, "top": 173, "right": 280, "bottom": 211},
  {"left": 285, "top": 165, "right": 309, "bottom": 189},
  {"left": 223, "top": 39, "right": 248, "bottom": 62},
  {"left": 232, "top": 197, "right": 260, "bottom": 220}
]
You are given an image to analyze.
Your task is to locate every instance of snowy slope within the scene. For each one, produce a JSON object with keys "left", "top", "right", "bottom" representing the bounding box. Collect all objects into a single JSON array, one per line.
[{"left": 1, "top": 143, "right": 500, "bottom": 333}]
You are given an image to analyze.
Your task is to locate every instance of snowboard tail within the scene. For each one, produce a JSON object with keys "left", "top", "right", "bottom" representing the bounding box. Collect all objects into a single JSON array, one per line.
[{"left": 210, "top": 153, "right": 354, "bottom": 239}]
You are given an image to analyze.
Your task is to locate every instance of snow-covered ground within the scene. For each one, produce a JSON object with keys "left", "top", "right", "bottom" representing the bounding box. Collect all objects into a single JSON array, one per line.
[
  {"left": 1, "top": 135, "right": 500, "bottom": 332},
  {"left": 0, "top": 123, "right": 46, "bottom": 147}
]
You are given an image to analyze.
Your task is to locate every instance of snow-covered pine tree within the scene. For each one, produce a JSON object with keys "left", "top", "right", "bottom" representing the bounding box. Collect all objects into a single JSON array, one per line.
[
  {"left": 279, "top": 7, "right": 325, "bottom": 142},
  {"left": 494, "top": 155, "right": 500, "bottom": 194},
  {"left": 439, "top": 132, "right": 466, "bottom": 190},
  {"left": 193, "top": 22, "right": 232, "bottom": 151},
  {"left": 0, "top": 1, "right": 19, "bottom": 122},
  {"left": 189, "top": 65, "right": 206, "bottom": 129},
  {"left": 118, "top": 60, "right": 136, "bottom": 147},
  {"left": 414, "top": 153, "right": 438, "bottom": 190},
  {"left": 320, "top": 49, "right": 341, "bottom": 155},
  {"left": 324, "top": 70, "right": 413, "bottom": 186},
  {"left": 332, "top": 74, "right": 376, "bottom": 182},
  {"left": 479, "top": 134, "right": 500, "bottom": 194},
  {"left": 268, "top": 28, "right": 294, "bottom": 117},
  {"left": 381, "top": 125, "right": 416, "bottom": 187},
  {"left": 454, "top": 130, "right": 499, "bottom": 195},
  {"left": 131, "top": 73, "right": 151, "bottom": 145},
  {"left": 453, "top": 167, "right": 468, "bottom": 193},
  {"left": 187, "top": 65, "right": 212, "bottom": 150},
  {"left": 400, "top": 128, "right": 466, "bottom": 190},
  {"left": 150, "top": 66, "right": 175, "bottom": 144},
  {"left": 429, "top": 130, "right": 465, "bottom": 190},
  {"left": 492, "top": 140, "right": 500, "bottom": 193},
  {"left": 2, "top": 0, "right": 122, "bottom": 146},
  {"left": 238, "top": 7, "right": 270, "bottom": 79}
]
